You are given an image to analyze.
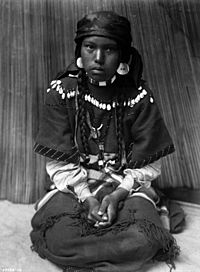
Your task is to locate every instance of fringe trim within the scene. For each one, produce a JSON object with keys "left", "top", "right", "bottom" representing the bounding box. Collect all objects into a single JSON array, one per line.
[
  {"left": 31, "top": 208, "right": 82, "bottom": 257},
  {"left": 31, "top": 208, "right": 179, "bottom": 270},
  {"left": 62, "top": 265, "right": 94, "bottom": 272},
  {"left": 31, "top": 208, "right": 136, "bottom": 255},
  {"left": 137, "top": 218, "right": 180, "bottom": 270},
  {"left": 75, "top": 209, "right": 136, "bottom": 237}
]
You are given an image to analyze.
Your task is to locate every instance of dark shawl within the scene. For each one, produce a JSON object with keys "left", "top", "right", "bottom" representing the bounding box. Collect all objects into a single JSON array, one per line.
[{"left": 34, "top": 69, "right": 174, "bottom": 169}]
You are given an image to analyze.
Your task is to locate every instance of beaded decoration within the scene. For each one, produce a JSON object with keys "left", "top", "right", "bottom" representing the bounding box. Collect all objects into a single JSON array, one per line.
[
  {"left": 47, "top": 80, "right": 153, "bottom": 110},
  {"left": 47, "top": 80, "right": 66, "bottom": 100},
  {"left": 88, "top": 75, "right": 116, "bottom": 86}
]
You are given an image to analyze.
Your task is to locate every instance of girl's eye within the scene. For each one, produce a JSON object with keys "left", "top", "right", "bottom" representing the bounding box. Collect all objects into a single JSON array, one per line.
[
  {"left": 105, "top": 47, "right": 118, "bottom": 53},
  {"left": 84, "top": 44, "right": 94, "bottom": 50},
  {"left": 106, "top": 48, "right": 112, "bottom": 52}
]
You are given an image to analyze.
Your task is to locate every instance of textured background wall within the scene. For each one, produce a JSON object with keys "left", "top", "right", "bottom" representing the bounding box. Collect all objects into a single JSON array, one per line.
[{"left": 0, "top": 0, "right": 200, "bottom": 203}]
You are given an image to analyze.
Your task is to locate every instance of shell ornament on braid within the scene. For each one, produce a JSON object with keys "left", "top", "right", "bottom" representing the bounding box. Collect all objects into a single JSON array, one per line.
[{"left": 47, "top": 80, "right": 154, "bottom": 110}]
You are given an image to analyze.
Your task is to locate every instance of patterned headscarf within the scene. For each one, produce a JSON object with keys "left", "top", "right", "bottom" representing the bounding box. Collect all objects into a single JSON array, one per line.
[{"left": 74, "top": 11, "right": 132, "bottom": 62}]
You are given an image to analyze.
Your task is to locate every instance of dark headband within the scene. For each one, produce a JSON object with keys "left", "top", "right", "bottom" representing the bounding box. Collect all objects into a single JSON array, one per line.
[{"left": 75, "top": 11, "right": 132, "bottom": 51}]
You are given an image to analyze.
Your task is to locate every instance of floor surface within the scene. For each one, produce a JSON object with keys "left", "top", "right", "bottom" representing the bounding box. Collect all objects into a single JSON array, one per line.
[{"left": 0, "top": 200, "right": 200, "bottom": 272}]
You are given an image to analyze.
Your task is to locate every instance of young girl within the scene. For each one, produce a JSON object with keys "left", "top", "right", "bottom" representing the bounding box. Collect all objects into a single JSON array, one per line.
[{"left": 30, "top": 11, "right": 180, "bottom": 272}]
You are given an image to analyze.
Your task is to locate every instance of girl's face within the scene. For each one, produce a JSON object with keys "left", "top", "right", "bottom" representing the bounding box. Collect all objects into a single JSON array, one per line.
[{"left": 80, "top": 36, "right": 120, "bottom": 82}]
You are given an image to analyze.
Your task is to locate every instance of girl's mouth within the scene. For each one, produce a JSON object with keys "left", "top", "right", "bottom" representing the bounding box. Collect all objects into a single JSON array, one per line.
[{"left": 91, "top": 66, "right": 104, "bottom": 71}]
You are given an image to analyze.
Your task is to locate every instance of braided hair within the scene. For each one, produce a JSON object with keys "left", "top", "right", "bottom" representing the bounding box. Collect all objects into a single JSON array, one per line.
[
  {"left": 74, "top": 16, "right": 143, "bottom": 168},
  {"left": 115, "top": 91, "right": 127, "bottom": 169},
  {"left": 76, "top": 70, "right": 127, "bottom": 169},
  {"left": 77, "top": 69, "right": 90, "bottom": 157}
]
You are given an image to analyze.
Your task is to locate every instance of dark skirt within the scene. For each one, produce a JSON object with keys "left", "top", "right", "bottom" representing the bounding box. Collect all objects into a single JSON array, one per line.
[{"left": 30, "top": 192, "right": 179, "bottom": 272}]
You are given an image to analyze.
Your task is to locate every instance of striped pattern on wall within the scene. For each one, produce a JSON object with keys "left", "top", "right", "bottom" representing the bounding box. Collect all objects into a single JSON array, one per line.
[{"left": 0, "top": 0, "right": 200, "bottom": 203}]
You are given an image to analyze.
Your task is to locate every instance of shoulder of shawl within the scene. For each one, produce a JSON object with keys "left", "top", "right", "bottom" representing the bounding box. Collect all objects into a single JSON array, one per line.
[
  {"left": 45, "top": 73, "right": 78, "bottom": 106},
  {"left": 125, "top": 80, "right": 155, "bottom": 110}
]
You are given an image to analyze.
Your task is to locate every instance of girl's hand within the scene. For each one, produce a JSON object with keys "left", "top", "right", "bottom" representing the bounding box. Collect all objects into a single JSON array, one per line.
[
  {"left": 84, "top": 196, "right": 103, "bottom": 224},
  {"left": 97, "top": 188, "right": 129, "bottom": 227}
]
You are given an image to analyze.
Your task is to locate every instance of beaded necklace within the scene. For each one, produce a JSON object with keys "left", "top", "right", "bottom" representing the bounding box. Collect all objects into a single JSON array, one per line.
[
  {"left": 86, "top": 109, "right": 113, "bottom": 168},
  {"left": 48, "top": 80, "right": 150, "bottom": 110}
]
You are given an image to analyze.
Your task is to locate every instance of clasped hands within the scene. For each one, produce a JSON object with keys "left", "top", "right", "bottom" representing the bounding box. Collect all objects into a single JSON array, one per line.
[{"left": 84, "top": 188, "right": 129, "bottom": 228}]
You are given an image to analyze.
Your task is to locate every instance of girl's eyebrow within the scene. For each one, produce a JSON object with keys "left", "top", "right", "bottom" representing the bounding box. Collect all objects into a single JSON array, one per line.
[
  {"left": 104, "top": 43, "right": 118, "bottom": 47},
  {"left": 82, "top": 41, "right": 96, "bottom": 46}
]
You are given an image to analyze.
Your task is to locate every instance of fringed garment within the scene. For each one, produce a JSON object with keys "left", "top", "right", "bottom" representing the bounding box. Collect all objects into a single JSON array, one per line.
[
  {"left": 31, "top": 69, "right": 181, "bottom": 271},
  {"left": 31, "top": 192, "right": 179, "bottom": 272}
]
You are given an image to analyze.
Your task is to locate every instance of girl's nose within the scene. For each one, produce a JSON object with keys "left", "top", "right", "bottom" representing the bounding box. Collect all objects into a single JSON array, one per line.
[{"left": 95, "top": 49, "right": 104, "bottom": 64}]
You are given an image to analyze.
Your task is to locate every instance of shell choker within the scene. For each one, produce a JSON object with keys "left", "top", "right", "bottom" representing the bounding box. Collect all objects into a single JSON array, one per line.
[
  {"left": 48, "top": 80, "right": 151, "bottom": 111},
  {"left": 88, "top": 75, "right": 116, "bottom": 86}
]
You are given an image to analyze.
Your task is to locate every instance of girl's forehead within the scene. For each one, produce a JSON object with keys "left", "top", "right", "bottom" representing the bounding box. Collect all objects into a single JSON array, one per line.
[{"left": 82, "top": 36, "right": 118, "bottom": 45}]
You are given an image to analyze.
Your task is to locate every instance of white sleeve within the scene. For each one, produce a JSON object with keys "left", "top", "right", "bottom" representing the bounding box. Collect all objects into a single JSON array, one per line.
[
  {"left": 118, "top": 159, "right": 162, "bottom": 191},
  {"left": 46, "top": 159, "right": 92, "bottom": 202}
]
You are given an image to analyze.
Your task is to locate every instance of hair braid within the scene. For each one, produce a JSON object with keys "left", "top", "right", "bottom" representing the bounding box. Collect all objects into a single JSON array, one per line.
[
  {"left": 77, "top": 70, "right": 90, "bottom": 156},
  {"left": 115, "top": 92, "right": 126, "bottom": 168}
]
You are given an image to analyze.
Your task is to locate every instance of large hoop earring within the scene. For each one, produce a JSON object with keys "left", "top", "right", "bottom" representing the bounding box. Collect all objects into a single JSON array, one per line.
[
  {"left": 117, "top": 63, "right": 129, "bottom": 75},
  {"left": 76, "top": 57, "right": 83, "bottom": 69}
]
